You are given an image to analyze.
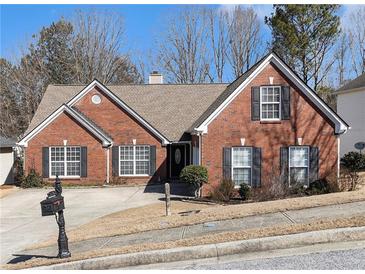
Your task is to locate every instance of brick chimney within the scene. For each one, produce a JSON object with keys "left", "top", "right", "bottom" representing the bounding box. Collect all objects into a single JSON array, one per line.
[{"left": 149, "top": 71, "right": 163, "bottom": 84}]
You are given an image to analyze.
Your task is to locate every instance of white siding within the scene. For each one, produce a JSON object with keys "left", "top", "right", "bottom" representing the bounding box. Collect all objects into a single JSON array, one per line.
[
  {"left": 0, "top": 148, "right": 14, "bottom": 184},
  {"left": 337, "top": 89, "right": 365, "bottom": 156}
]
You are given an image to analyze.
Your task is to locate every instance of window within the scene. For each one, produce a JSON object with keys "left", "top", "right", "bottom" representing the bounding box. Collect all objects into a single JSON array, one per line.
[
  {"left": 50, "top": 146, "right": 81, "bottom": 177},
  {"left": 260, "top": 86, "right": 281, "bottom": 120},
  {"left": 232, "top": 147, "right": 252, "bottom": 186},
  {"left": 120, "top": 145, "right": 150, "bottom": 176},
  {"left": 289, "top": 146, "right": 309, "bottom": 185}
]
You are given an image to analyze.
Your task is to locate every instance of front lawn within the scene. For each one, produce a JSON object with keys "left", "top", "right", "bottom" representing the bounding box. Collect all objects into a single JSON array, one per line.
[{"left": 27, "top": 188, "right": 365, "bottom": 250}]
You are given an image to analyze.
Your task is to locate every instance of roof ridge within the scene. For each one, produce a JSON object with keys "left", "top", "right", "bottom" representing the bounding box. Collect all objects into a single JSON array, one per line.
[{"left": 49, "top": 83, "right": 229, "bottom": 87}]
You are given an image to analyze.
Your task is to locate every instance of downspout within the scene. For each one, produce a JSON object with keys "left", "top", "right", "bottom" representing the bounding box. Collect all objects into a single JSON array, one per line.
[
  {"left": 106, "top": 147, "right": 110, "bottom": 184},
  {"left": 337, "top": 136, "right": 340, "bottom": 179},
  {"left": 198, "top": 133, "right": 202, "bottom": 165}
]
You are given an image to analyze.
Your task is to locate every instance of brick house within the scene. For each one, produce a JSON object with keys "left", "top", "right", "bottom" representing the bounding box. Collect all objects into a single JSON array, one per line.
[{"left": 18, "top": 52, "right": 349, "bottom": 193}]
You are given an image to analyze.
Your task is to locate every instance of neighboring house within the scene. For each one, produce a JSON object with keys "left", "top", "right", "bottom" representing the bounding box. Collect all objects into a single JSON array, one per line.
[
  {"left": 0, "top": 136, "right": 16, "bottom": 185},
  {"left": 18, "top": 52, "right": 349, "bottom": 194},
  {"left": 335, "top": 73, "right": 365, "bottom": 157}
]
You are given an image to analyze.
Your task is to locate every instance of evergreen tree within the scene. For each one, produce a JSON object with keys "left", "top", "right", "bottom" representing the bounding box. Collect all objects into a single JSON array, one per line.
[{"left": 265, "top": 5, "right": 341, "bottom": 90}]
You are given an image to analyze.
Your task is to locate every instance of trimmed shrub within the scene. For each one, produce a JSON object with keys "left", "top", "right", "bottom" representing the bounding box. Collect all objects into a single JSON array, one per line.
[
  {"left": 180, "top": 165, "right": 208, "bottom": 197},
  {"left": 341, "top": 151, "right": 365, "bottom": 172},
  {"left": 238, "top": 183, "right": 251, "bottom": 200},
  {"left": 211, "top": 179, "right": 235, "bottom": 202},
  {"left": 21, "top": 168, "right": 44, "bottom": 188},
  {"left": 341, "top": 151, "right": 365, "bottom": 190}
]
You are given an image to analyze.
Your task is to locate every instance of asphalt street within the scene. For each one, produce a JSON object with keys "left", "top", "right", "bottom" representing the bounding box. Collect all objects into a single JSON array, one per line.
[{"left": 125, "top": 240, "right": 365, "bottom": 270}]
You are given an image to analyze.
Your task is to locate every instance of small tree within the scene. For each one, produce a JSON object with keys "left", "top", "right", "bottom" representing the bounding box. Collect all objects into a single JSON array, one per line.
[
  {"left": 179, "top": 165, "right": 208, "bottom": 197},
  {"left": 341, "top": 151, "right": 365, "bottom": 191}
]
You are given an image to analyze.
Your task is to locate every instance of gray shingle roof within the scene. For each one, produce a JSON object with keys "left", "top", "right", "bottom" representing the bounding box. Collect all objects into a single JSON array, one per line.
[
  {"left": 0, "top": 136, "right": 16, "bottom": 147},
  {"left": 337, "top": 73, "right": 365, "bottom": 92},
  {"left": 25, "top": 83, "right": 228, "bottom": 141}
]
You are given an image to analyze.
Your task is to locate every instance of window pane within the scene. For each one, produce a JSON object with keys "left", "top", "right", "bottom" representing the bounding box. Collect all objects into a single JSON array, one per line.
[
  {"left": 67, "top": 162, "right": 80, "bottom": 176},
  {"left": 232, "top": 147, "right": 251, "bottom": 167},
  {"left": 51, "top": 162, "right": 65, "bottom": 176},
  {"left": 120, "top": 161, "right": 133, "bottom": 175},
  {"left": 290, "top": 167, "right": 308, "bottom": 184},
  {"left": 233, "top": 168, "right": 251, "bottom": 186},
  {"left": 290, "top": 147, "right": 308, "bottom": 167},
  {"left": 136, "top": 161, "right": 149, "bottom": 175},
  {"left": 136, "top": 146, "right": 150, "bottom": 161},
  {"left": 120, "top": 146, "right": 133, "bottom": 160},
  {"left": 51, "top": 147, "right": 64, "bottom": 162},
  {"left": 66, "top": 147, "right": 80, "bottom": 161}
]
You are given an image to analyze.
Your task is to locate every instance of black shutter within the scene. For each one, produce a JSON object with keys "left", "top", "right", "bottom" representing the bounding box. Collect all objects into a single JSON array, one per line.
[
  {"left": 251, "top": 86, "right": 260, "bottom": 121},
  {"left": 112, "top": 146, "right": 119, "bottom": 176},
  {"left": 252, "top": 147, "right": 262, "bottom": 188},
  {"left": 280, "top": 147, "right": 289, "bottom": 183},
  {"left": 42, "top": 147, "right": 49, "bottom": 178},
  {"left": 281, "top": 86, "right": 290, "bottom": 120},
  {"left": 223, "top": 147, "right": 232, "bottom": 180},
  {"left": 149, "top": 145, "right": 156, "bottom": 176},
  {"left": 81, "top": 146, "right": 87, "bottom": 177},
  {"left": 309, "top": 147, "right": 319, "bottom": 184}
]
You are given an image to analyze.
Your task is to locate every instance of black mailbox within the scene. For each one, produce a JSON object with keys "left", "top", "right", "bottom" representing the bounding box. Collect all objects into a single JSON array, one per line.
[{"left": 40, "top": 195, "right": 65, "bottom": 216}]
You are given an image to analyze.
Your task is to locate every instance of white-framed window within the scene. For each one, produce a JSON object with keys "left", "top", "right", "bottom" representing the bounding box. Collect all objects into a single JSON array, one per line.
[
  {"left": 289, "top": 146, "right": 309, "bottom": 185},
  {"left": 260, "top": 86, "right": 281, "bottom": 120},
  {"left": 50, "top": 146, "right": 81, "bottom": 177},
  {"left": 120, "top": 145, "right": 150, "bottom": 176},
  {"left": 232, "top": 147, "right": 252, "bottom": 186}
]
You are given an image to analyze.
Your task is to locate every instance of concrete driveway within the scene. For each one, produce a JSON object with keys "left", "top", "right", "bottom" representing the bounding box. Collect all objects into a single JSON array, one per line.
[{"left": 0, "top": 186, "right": 168, "bottom": 264}]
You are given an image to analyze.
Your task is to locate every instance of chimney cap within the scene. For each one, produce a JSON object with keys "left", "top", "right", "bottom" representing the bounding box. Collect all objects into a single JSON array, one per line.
[{"left": 151, "top": 71, "right": 161, "bottom": 75}]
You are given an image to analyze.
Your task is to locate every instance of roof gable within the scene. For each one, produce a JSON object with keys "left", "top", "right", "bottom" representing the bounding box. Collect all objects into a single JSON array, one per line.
[
  {"left": 18, "top": 104, "right": 113, "bottom": 147},
  {"left": 192, "top": 52, "right": 349, "bottom": 135}
]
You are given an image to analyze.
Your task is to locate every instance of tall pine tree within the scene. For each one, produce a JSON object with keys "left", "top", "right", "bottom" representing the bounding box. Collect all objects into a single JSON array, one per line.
[{"left": 265, "top": 5, "right": 340, "bottom": 90}]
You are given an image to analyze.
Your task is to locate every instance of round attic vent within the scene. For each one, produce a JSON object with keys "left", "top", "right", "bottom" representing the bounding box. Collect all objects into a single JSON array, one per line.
[{"left": 91, "top": 94, "right": 101, "bottom": 105}]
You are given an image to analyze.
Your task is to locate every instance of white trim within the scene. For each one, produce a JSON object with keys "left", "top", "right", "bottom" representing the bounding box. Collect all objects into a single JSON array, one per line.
[
  {"left": 333, "top": 86, "right": 365, "bottom": 95},
  {"left": 337, "top": 136, "right": 340, "bottom": 179},
  {"left": 195, "top": 53, "right": 349, "bottom": 134},
  {"left": 18, "top": 104, "right": 112, "bottom": 147},
  {"left": 231, "top": 146, "right": 252, "bottom": 187},
  {"left": 67, "top": 79, "right": 170, "bottom": 145},
  {"left": 288, "top": 146, "right": 309, "bottom": 187},
  {"left": 106, "top": 148, "right": 110, "bottom": 184},
  {"left": 119, "top": 145, "right": 150, "bottom": 177},
  {"left": 260, "top": 86, "right": 281, "bottom": 121}
]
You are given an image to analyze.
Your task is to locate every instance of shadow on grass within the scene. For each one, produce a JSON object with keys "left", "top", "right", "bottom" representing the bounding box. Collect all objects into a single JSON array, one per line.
[{"left": 8, "top": 254, "right": 58, "bottom": 264}]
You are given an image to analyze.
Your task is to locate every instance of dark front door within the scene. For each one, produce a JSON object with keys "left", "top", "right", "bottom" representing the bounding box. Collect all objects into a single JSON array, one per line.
[{"left": 170, "top": 144, "right": 186, "bottom": 178}]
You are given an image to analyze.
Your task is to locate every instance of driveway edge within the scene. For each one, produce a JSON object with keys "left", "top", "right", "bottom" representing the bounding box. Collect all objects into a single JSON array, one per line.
[{"left": 31, "top": 226, "right": 365, "bottom": 270}]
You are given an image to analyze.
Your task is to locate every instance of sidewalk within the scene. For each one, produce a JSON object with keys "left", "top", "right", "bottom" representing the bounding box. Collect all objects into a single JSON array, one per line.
[{"left": 15, "top": 201, "right": 365, "bottom": 261}]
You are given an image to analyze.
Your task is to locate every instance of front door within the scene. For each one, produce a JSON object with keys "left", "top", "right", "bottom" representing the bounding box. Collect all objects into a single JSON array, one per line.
[{"left": 170, "top": 144, "right": 186, "bottom": 178}]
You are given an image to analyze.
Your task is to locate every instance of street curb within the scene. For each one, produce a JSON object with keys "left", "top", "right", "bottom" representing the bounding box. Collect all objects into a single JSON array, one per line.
[{"left": 32, "top": 226, "right": 365, "bottom": 270}]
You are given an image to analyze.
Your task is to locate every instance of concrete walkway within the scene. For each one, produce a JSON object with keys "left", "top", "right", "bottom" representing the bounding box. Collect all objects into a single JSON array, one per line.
[
  {"left": 0, "top": 184, "right": 181, "bottom": 264},
  {"left": 14, "top": 201, "right": 365, "bottom": 263}
]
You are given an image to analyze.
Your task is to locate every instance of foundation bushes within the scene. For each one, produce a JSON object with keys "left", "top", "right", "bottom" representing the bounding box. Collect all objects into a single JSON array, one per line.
[
  {"left": 210, "top": 179, "right": 236, "bottom": 202},
  {"left": 21, "top": 168, "right": 44, "bottom": 188}
]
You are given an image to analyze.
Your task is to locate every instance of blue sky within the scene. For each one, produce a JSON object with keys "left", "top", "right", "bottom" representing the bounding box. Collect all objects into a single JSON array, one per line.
[
  {"left": 0, "top": 4, "right": 358, "bottom": 83},
  {"left": 0, "top": 4, "right": 273, "bottom": 61}
]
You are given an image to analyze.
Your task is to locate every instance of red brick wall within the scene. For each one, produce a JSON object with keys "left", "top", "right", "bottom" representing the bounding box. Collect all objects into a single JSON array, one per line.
[
  {"left": 25, "top": 86, "right": 167, "bottom": 185},
  {"left": 201, "top": 62, "right": 338, "bottom": 194},
  {"left": 25, "top": 112, "right": 106, "bottom": 185}
]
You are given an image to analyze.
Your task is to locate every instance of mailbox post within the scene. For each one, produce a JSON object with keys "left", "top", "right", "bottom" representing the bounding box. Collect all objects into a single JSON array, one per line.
[{"left": 40, "top": 175, "right": 71, "bottom": 258}]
